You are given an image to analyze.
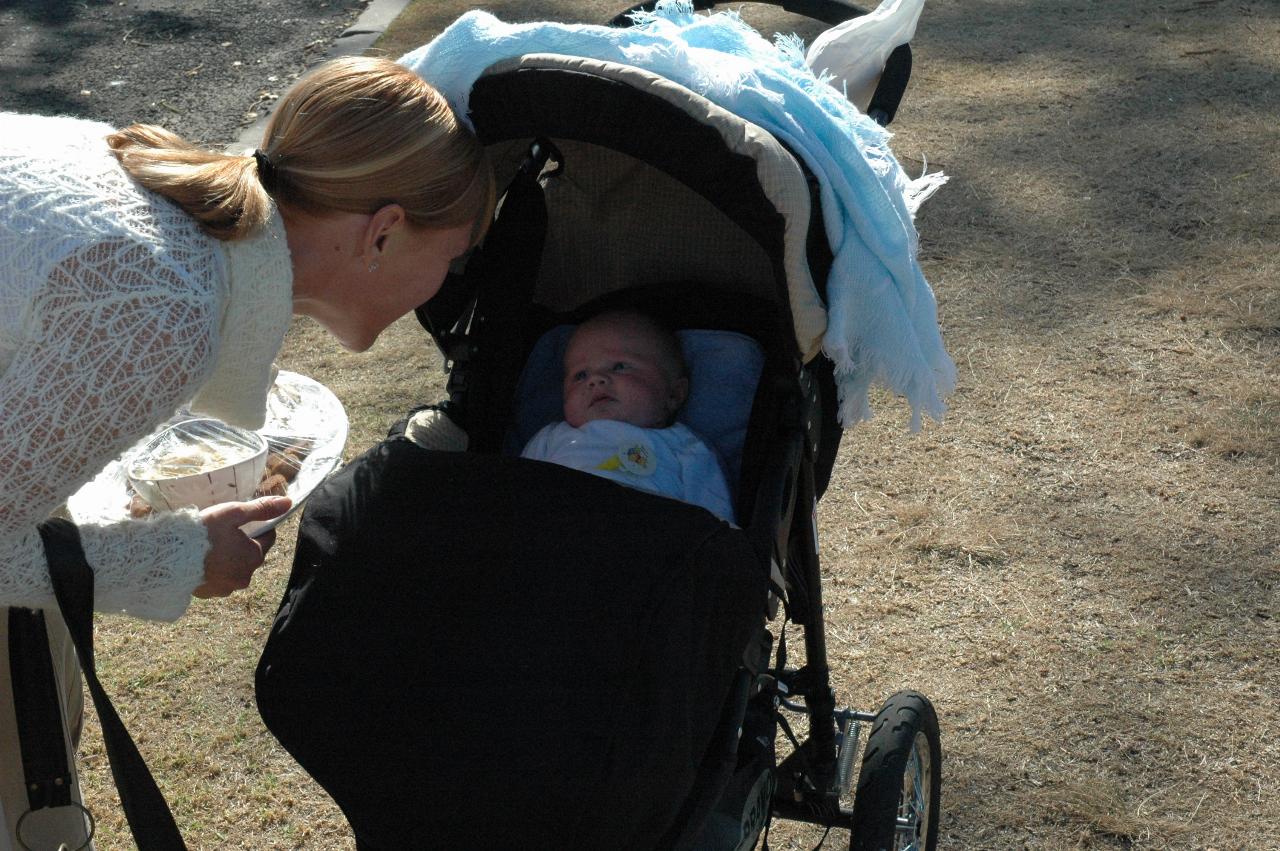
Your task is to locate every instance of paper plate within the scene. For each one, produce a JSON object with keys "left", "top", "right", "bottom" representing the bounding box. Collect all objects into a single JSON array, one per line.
[{"left": 67, "top": 371, "right": 348, "bottom": 538}]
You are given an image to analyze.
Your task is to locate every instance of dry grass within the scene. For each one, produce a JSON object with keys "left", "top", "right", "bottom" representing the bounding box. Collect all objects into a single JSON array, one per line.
[{"left": 77, "top": 1, "right": 1277, "bottom": 848}]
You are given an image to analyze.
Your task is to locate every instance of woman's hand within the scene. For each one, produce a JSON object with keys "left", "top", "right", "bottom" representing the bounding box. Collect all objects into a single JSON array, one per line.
[{"left": 194, "top": 496, "right": 293, "bottom": 598}]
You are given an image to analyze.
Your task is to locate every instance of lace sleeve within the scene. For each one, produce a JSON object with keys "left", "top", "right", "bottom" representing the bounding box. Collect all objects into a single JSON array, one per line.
[{"left": 0, "top": 239, "right": 220, "bottom": 620}]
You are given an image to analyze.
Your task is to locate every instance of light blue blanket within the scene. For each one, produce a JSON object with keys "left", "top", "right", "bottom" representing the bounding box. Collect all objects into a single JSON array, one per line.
[{"left": 400, "top": 1, "right": 955, "bottom": 429}]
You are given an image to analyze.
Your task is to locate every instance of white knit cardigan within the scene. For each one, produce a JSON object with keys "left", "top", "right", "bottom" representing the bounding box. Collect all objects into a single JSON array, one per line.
[{"left": 1, "top": 112, "right": 294, "bottom": 621}]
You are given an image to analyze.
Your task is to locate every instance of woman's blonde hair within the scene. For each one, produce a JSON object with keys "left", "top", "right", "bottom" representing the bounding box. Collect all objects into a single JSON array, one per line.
[{"left": 107, "top": 56, "right": 494, "bottom": 243}]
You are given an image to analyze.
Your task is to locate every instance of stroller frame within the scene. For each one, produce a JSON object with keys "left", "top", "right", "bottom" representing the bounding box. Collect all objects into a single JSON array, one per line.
[{"left": 413, "top": 3, "right": 941, "bottom": 848}]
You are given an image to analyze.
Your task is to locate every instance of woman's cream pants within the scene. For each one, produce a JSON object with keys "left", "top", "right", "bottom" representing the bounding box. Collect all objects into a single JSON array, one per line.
[{"left": 0, "top": 610, "right": 94, "bottom": 851}]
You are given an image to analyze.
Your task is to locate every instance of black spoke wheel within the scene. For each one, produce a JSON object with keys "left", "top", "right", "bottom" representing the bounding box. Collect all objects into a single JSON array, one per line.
[{"left": 849, "top": 690, "right": 941, "bottom": 851}]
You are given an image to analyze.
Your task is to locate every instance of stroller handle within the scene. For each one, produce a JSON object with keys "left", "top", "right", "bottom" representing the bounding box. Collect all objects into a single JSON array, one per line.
[{"left": 609, "top": 0, "right": 872, "bottom": 28}]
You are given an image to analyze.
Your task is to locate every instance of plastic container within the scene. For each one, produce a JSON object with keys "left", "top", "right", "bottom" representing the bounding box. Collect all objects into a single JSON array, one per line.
[{"left": 126, "top": 418, "right": 268, "bottom": 511}]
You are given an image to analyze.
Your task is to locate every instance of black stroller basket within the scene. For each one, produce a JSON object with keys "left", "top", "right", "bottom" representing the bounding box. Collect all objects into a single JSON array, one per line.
[{"left": 257, "top": 3, "right": 940, "bottom": 849}]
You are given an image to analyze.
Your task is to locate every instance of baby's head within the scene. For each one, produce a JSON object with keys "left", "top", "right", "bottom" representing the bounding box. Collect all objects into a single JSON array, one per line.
[{"left": 562, "top": 310, "right": 689, "bottom": 429}]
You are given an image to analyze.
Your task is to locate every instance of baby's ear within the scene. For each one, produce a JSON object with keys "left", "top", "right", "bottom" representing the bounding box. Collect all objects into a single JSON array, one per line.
[{"left": 669, "top": 375, "right": 690, "bottom": 412}]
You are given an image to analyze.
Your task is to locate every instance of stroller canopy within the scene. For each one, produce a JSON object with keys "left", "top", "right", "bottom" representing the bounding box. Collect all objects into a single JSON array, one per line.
[
  {"left": 469, "top": 53, "right": 827, "bottom": 362},
  {"left": 401, "top": 5, "right": 955, "bottom": 429}
]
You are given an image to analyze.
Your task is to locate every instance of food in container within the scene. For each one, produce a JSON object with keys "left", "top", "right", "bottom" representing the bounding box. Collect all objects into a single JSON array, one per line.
[{"left": 126, "top": 418, "right": 268, "bottom": 512}]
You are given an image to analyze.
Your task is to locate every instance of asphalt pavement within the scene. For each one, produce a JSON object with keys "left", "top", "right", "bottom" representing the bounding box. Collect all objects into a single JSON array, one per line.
[{"left": 0, "top": 0, "right": 412, "bottom": 146}]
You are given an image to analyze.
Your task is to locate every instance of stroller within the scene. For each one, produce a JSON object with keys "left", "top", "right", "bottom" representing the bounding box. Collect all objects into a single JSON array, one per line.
[{"left": 256, "top": 2, "right": 942, "bottom": 849}]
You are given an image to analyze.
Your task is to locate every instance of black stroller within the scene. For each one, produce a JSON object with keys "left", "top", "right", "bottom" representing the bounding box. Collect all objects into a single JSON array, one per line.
[{"left": 256, "top": 3, "right": 941, "bottom": 849}]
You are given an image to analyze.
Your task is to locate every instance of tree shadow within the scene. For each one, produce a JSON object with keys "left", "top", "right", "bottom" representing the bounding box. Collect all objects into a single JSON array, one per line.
[{"left": 900, "top": 0, "right": 1280, "bottom": 327}]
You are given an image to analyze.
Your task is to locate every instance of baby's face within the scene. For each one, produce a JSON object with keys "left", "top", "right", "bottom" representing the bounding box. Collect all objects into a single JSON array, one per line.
[{"left": 562, "top": 318, "right": 687, "bottom": 429}]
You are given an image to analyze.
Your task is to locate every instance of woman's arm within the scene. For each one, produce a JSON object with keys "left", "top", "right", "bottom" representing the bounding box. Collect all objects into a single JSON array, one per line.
[{"left": 1, "top": 239, "right": 219, "bottom": 620}]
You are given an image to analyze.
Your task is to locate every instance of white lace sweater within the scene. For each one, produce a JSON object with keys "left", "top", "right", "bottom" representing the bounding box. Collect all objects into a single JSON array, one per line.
[{"left": 1, "top": 112, "right": 294, "bottom": 621}]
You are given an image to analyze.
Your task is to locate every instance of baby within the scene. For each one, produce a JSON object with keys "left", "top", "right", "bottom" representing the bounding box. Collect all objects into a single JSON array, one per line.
[{"left": 521, "top": 310, "right": 735, "bottom": 522}]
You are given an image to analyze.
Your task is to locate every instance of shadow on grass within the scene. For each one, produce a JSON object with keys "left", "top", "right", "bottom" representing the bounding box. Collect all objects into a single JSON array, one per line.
[{"left": 908, "top": 0, "right": 1279, "bottom": 327}]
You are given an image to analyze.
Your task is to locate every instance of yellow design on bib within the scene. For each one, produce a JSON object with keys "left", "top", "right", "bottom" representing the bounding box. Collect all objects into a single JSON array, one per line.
[{"left": 596, "top": 441, "right": 656, "bottom": 476}]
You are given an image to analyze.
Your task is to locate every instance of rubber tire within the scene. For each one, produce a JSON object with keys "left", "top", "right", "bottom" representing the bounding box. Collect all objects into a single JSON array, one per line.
[{"left": 849, "top": 690, "right": 942, "bottom": 851}]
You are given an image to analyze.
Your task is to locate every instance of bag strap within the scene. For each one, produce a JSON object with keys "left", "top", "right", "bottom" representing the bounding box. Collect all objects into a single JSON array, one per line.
[
  {"left": 38, "top": 518, "right": 188, "bottom": 851},
  {"left": 7, "top": 607, "right": 74, "bottom": 811}
]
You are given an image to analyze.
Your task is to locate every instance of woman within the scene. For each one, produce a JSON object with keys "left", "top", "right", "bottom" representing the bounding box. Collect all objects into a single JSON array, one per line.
[{"left": 0, "top": 55, "right": 493, "bottom": 848}]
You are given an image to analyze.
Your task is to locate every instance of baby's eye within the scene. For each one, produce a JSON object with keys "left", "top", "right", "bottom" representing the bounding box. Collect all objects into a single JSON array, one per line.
[
  {"left": 611, "top": 361, "right": 629, "bottom": 372},
  {"left": 571, "top": 370, "right": 588, "bottom": 382}
]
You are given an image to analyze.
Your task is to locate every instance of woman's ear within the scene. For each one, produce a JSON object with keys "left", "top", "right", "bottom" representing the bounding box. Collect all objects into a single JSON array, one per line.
[{"left": 362, "top": 203, "right": 407, "bottom": 260}]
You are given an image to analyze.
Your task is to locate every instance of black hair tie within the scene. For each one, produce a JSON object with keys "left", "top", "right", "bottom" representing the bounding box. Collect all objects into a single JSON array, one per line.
[{"left": 253, "top": 149, "right": 278, "bottom": 191}]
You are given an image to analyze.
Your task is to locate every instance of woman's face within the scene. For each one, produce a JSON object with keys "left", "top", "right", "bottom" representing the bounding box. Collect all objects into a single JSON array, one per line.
[{"left": 307, "top": 220, "right": 474, "bottom": 353}]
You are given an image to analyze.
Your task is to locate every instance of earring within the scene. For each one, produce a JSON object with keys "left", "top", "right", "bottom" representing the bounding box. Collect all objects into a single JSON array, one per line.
[{"left": 368, "top": 260, "right": 380, "bottom": 273}]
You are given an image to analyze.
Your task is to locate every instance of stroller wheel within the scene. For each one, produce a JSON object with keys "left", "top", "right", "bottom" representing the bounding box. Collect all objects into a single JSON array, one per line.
[{"left": 849, "top": 691, "right": 941, "bottom": 851}]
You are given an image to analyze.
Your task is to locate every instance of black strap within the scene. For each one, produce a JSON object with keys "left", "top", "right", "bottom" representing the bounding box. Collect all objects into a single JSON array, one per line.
[
  {"left": 7, "top": 607, "right": 74, "bottom": 811},
  {"left": 461, "top": 138, "right": 552, "bottom": 452},
  {"left": 38, "top": 518, "right": 188, "bottom": 850}
]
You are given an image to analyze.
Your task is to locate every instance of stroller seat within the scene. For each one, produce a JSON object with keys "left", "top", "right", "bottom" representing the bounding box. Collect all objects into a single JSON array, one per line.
[{"left": 257, "top": 298, "right": 774, "bottom": 848}]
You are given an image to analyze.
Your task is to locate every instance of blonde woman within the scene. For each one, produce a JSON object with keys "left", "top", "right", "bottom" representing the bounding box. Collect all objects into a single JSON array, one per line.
[{"left": 0, "top": 55, "right": 493, "bottom": 848}]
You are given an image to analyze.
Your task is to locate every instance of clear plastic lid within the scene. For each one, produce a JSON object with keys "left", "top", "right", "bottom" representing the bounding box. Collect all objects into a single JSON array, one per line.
[{"left": 127, "top": 418, "right": 266, "bottom": 482}]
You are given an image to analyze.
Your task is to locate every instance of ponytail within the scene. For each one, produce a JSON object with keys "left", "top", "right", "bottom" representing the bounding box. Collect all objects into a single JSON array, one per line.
[{"left": 106, "top": 124, "right": 273, "bottom": 241}]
